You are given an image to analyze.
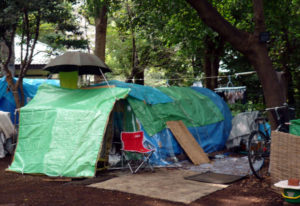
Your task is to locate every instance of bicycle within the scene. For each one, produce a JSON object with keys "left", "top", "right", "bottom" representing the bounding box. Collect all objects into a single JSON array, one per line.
[{"left": 247, "top": 104, "right": 294, "bottom": 179}]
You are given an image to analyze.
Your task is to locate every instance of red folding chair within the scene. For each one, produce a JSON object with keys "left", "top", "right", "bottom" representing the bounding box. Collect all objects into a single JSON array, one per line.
[{"left": 121, "top": 131, "right": 155, "bottom": 174}]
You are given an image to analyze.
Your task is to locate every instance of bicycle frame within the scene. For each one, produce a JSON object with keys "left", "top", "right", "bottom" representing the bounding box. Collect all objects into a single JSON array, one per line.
[{"left": 248, "top": 104, "right": 293, "bottom": 179}]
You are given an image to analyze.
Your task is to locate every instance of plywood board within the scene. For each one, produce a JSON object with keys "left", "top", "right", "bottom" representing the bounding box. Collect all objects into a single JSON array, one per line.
[{"left": 166, "top": 120, "right": 210, "bottom": 165}]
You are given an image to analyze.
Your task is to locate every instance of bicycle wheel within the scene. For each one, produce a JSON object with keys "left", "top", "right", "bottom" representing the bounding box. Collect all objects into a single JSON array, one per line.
[{"left": 248, "top": 130, "right": 269, "bottom": 179}]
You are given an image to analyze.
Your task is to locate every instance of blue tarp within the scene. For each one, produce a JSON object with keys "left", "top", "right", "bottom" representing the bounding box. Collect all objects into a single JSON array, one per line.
[
  {"left": 98, "top": 80, "right": 173, "bottom": 104},
  {"left": 141, "top": 87, "right": 232, "bottom": 165},
  {"left": 0, "top": 77, "right": 59, "bottom": 121},
  {"left": 191, "top": 87, "right": 232, "bottom": 139}
]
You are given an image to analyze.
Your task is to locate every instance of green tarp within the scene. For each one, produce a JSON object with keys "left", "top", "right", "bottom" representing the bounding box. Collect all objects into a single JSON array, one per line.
[
  {"left": 128, "top": 87, "right": 224, "bottom": 136},
  {"left": 8, "top": 84, "right": 130, "bottom": 177},
  {"left": 290, "top": 119, "right": 300, "bottom": 136}
]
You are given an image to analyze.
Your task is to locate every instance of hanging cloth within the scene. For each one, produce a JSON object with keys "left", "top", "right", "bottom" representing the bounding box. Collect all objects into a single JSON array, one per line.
[{"left": 214, "top": 76, "right": 246, "bottom": 104}]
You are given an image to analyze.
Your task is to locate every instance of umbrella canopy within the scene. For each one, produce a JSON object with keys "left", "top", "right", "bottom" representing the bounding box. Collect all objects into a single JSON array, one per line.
[{"left": 43, "top": 51, "right": 111, "bottom": 75}]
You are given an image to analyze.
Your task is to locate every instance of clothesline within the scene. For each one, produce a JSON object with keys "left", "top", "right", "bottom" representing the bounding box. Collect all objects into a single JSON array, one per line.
[{"left": 101, "top": 71, "right": 256, "bottom": 82}]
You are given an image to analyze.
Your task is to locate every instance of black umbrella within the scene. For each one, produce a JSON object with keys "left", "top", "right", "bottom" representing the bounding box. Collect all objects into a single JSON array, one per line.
[{"left": 43, "top": 51, "right": 111, "bottom": 75}]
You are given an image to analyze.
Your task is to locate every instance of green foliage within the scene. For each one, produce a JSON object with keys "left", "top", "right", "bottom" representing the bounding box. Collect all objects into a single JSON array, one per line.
[
  {"left": 93, "top": 0, "right": 300, "bottom": 115},
  {"left": 38, "top": 1, "right": 88, "bottom": 51},
  {"left": 103, "top": 0, "right": 207, "bottom": 86},
  {"left": 85, "top": 0, "right": 107, "bottom": 17},
  {"left": 216, "top": 0, "right": 300, "bottom": 116},
  {"left": 83, "top": 0, "right": 121, "bottom": 19},
  {"left": 229, "top": 102, "right": 265, "bottom": 117},
  {"left": 43, "top": 34, "right": 88, "bottom": 50},
  {"left": 0, "top": 0, "right": 88, "bottom": 54},
  {"left": 263, "top": 0, "right": 300, "bottom": 115},
  {"left": 215, "top": 0, "right": 253, "bottom": 31},
  {"left": 2, "top": 0, "right": 298, "bottom": 115},
  {"left": 103, "top": 1, "right": 193, "bottom": 85}
]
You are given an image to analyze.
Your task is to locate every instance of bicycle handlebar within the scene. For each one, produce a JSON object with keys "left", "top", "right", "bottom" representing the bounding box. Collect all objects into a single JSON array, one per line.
[
  {"left": 265, "top": 105, "right": 288, "bottom": 111},
  {"left": 264, "top": 104, "right": 295, "bottom": 126}
]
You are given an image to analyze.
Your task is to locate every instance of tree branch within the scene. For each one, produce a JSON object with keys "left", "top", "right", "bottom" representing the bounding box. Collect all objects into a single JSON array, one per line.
[
  {"left": 21, "top": 10, "right": 41, "bottom": 78},
  {"left": 252, "top": 0, "right": 266, "bottom": 36},
  {"left": 186, "top": 0, "right": 251, "bottom": 54},
  {"left": 2, "top": 26, "right": 16, "bottom": 78}
]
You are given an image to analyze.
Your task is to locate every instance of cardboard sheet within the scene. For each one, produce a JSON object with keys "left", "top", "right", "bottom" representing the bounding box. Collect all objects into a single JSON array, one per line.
[{"left": 89, "top": 169, "right": 227, "bottom": 204}]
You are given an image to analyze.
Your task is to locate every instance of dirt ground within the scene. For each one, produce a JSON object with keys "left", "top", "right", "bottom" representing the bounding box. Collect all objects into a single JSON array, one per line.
[{"left": 0, "top": 155, "right": 284, "bottom": 206}]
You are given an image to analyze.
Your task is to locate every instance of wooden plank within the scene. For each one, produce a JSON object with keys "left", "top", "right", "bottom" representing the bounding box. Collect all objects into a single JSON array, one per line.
[{"left": 166, "top": 120, "right": 210, "bottom": 165}]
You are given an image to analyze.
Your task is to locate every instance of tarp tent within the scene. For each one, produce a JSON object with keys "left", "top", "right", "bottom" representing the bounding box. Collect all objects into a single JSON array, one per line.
[
  {"left": 127, "top": 86, "right": 232, "bottom": 165},
  {"left": 98, "top": 81, "right": 232, "bottom": 165},
  {"left": 8, "top": 84, "right": 130, "bottom": 177},
  {"left": 0, "top": 77, "right": 59, "bottom": 122},
  {"left": 8, "top": 81, "right": 232, "bottom": 177}
]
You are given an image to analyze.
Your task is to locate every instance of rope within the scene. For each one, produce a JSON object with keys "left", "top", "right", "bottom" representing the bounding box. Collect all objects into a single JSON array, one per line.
[
  {"left": 104, "top": 71, "right": 256, "bottom": 82},
  {"left": 99, "top": 69, "right": 118, "bottom": 100}
]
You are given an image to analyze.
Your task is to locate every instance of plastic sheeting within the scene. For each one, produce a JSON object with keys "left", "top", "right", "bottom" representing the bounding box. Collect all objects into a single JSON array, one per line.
[
  {"left": 226, "top": 111, "right": 259, "bottom": 149},
  {"left": 0, "top": 111, "right": 16, "bottom": 139},
  {"left": 0, "top": 77, "right": 59, "bottom": 122},
  {"left": 191, "top": 87, "right": 232, "bottom": 138},
  {"left": 8, "top": 84, "right": 130, "bottom": 177},
  {"left": 290, "top": 119, "right": 300, "bottom": 136},
  {"left": 128, "top": 87, "right": 224, "bottom": 136},
  {"left": 142, "top": 120, "right": 231, "bottom": 166},
  {"left": 98, "top": 80, "right": 173, "bottom": 104},
  {"left": 138, "top": 88, "right": 232, "bottom": 165}
]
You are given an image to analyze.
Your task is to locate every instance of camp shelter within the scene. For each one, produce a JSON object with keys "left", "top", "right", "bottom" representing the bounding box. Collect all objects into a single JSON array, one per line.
[
  {"left": 8, "top": 84, "right": 130, "bottom": 177},
  {"left": 96, "top": 81, "right": 232, "bottom": 167},
  {"left": 0, "top": 77, "right": 59, "bottom": 122},
  {"left": 8, "top": 81, "right": 232, "bottom": 177}
]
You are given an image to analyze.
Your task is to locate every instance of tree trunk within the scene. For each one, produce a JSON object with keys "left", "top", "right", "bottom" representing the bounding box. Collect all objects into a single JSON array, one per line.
[
  {"left": 203, "top": 35, "right": 223, "bottom": 90},
  {"left": 203, "top": 46, "right": 212, "bottom": 89},
  {"left": 1, "top": 31, "right": 22, "bottom": 109},
  {"left": 5, "top": 71, "right": 21, "bottom": 109},
  {"left": 1, "top": 39, "right": 15, "bottom": 76},
  {"left": 211, "top": 54, "right": 219, "bottom": 89},
  {"left": 125, "top": 1, "right": 144, "bottom": 85},
  {"left": 284, "top": 70, "right": 295, "bottom": 105},
  {"left": 191, "top": 50, "right": 202, "bottom": 78},
  {"left": 186, "top": 0, "right": 286, "bottom": 128},
  {"left": 212, "top": 37, "right": 224, "bottom": 89},
  {"left": 282, "top": 29, "right": 295, "bottom": 105},
  {"left": 246, "top": 43, "right": 285, "bottom": 127},
  {"left": 94, "top": 5, "right": 108, "bottom": 83},
  {"left": 127, "top": 31, "right": 144, "bottom": 85}
]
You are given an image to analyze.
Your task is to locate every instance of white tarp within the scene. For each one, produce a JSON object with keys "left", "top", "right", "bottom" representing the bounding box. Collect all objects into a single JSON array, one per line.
[
  {"left": 226, "top": 111, "right": 259, "bottom": 149},
  {"left": 0, "top": 111, "right": 16, "bottom": 158},
  {"left": 0, "top": 111, "right": 16, "bottom": 139}
]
